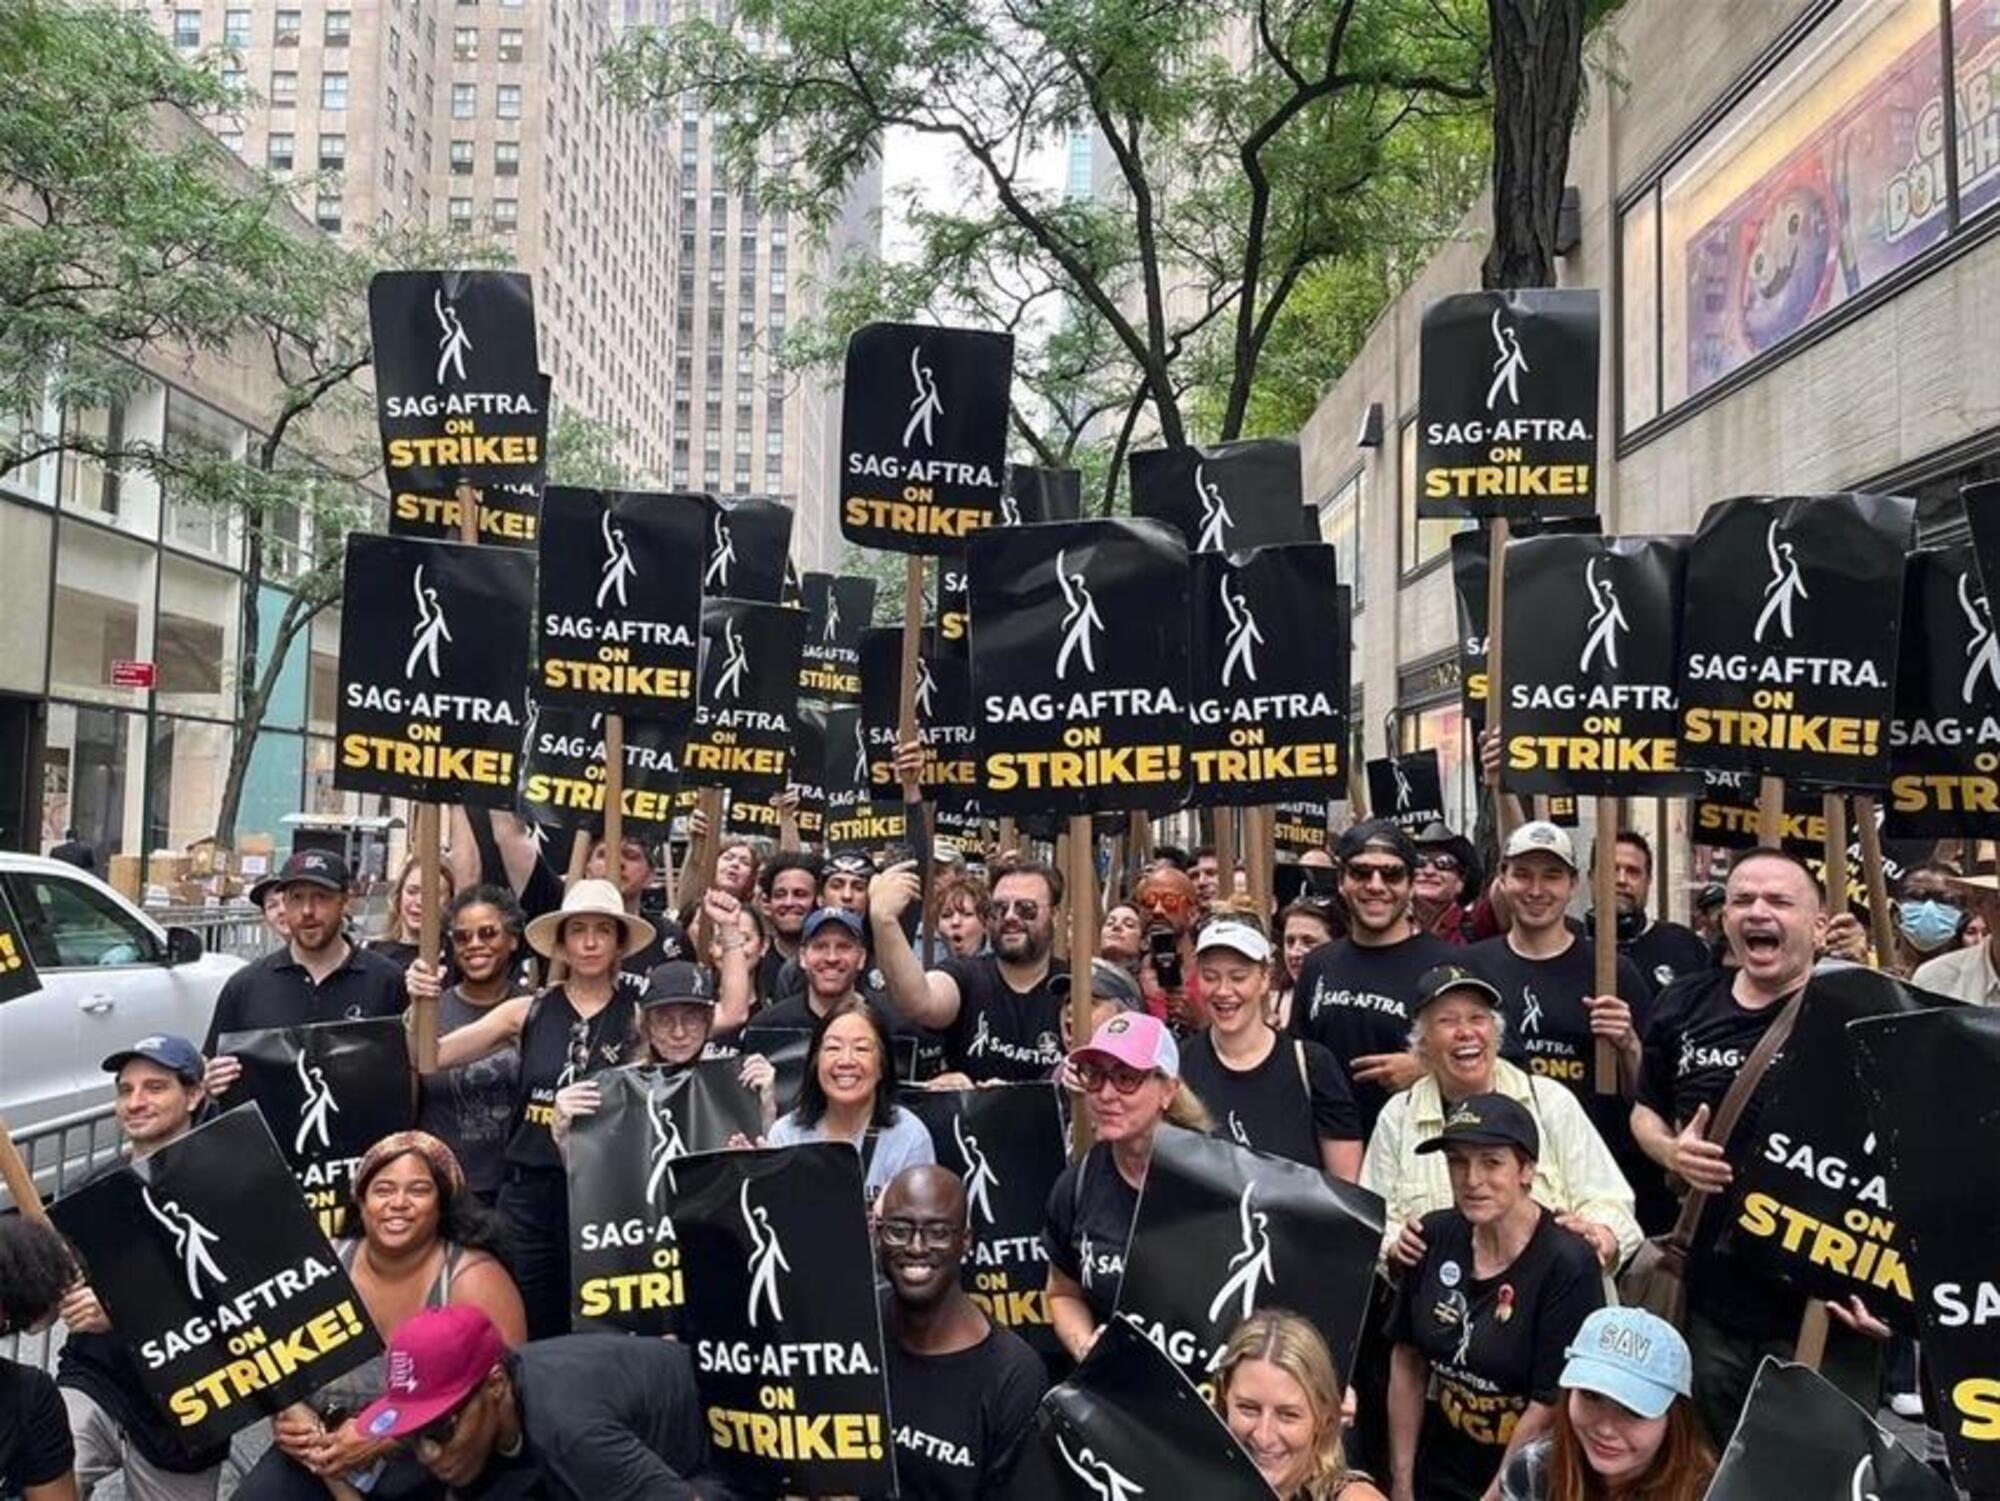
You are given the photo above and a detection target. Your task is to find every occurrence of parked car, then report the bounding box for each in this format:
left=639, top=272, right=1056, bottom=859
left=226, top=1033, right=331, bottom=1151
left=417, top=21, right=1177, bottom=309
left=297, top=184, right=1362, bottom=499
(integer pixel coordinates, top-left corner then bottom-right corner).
left=0, top=854, right=242, bottom=1131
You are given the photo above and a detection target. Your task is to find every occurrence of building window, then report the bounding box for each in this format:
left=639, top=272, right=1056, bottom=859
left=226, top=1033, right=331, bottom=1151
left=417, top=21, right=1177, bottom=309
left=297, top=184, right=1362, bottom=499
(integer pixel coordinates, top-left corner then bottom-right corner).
left=491, top=198, right=518, bottom=232
left=172, top=10, right=200, bottom=48
left=315, top=192, right=342, bottom=231
left=449, top=197, right=473, bottom=227
left=1318, top=471, right=1363, bottom=613
left=325, top=9, right=352, bottom=44
left=52, top=521, right=155, bottom=708
left=318, top=133, right=346, bottom=171
left=453, top=25, right=478, bottom=60
left=217, top=128, right=244, bottom=156
left=452, top=84, right=476, bottom=118
left=497, top=84, right=522, bottom=119
left=223, top=9, right=251, bottom=47
left=494, top=141, right=520, bottom=176
left=276, top=10, right=302, bottom=45
left=266, top=133, right=295, bottom=172
left=321, top=72, right=349, bottom=110
left=157, top=555, right=239, bottom=720
left=1397, top=416, right=1469, bottom=576
left=450, top=139, right=474, bottom=174
left=498, top=27, right=524, bottom=62
left=271, top=70, right=298, bottom=106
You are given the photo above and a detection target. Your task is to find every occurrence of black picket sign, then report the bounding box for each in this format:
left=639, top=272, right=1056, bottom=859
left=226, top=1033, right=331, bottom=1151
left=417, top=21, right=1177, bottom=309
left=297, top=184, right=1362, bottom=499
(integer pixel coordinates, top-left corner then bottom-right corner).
left=663, top=1143, right=898, bottom=1497
left=798, top=572, right=876, bottom=706
left=334, top=534, right=534, bottom=806
left=1853, top=1006, right=2000, bottom=1496
left=1449, top=517, right=1599, bottom=731
left=1678, top=493, right=1915, bottom=786
left=1417, top=289, right=1599, bottom=522
left=1888, top=546, right=2000, bottom=837
left=681, top=599, right=806, bottom=802
left=565, top=1062, right=765, bottom=1336
left=48, top=1107, right=382, bottom=1451
left=1003, top=1319, right=1273, bottom=1501
left=936, top=559, right=971, bottom=659
left=392, top=474, right=544, bottom=550
left=215, top=1020, right=413, bottom=1241
left=1965, top=478, right=2000, bottom=613
left=860, top=626, right=978, bottom=807
left=0, top=883, right=41, bottom=1003
left=1187, top=543, right=1349, bottom=807
left=840, top=322, right=1014, bottom=555
left=968, top=518, right=1193, bottom=815
left=1129, top=439, right=1304, bottom=554
left=700, top=493, right=794, bottom=605
left=368, top=270, right=545, bottom=495
left=1500, top=534, right=1700, bottom=797
left=899, top=1084, right=1068, bottom=1357
left=535, top=487, right=705, bottom=718
left=1005, top=464, right=1084, bottom=526
left=1366, top=751, right=1445, bottom=831
left=1707, top=1359, right=1952, bottom=1500
left=1115, top=1127, right=1384, bottom=1393
left=518, top=698, right=684, bottom=833
left=1273, top=801, right=1331, bottom=854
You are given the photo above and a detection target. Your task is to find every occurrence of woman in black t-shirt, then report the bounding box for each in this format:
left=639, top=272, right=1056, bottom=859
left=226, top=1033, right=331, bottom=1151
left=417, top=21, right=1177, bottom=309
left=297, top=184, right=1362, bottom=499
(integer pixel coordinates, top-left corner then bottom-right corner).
left=1180, top=919, right=1361, bottom=1178
left=431, top=878, right=653, bottom=1340
left=1386, top=1093, right=1603, bottom=1501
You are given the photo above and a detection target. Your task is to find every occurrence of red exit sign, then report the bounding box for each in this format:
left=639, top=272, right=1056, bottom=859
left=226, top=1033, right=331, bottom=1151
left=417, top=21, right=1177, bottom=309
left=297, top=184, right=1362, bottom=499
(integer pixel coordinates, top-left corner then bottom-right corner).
left=110, top=659, right=157, bottom=690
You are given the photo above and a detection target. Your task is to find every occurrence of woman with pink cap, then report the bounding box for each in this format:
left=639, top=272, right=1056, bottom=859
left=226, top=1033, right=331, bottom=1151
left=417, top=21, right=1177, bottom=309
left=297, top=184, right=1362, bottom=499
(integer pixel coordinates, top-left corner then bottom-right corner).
left=1040, top=1012, right=1212, bottom=1360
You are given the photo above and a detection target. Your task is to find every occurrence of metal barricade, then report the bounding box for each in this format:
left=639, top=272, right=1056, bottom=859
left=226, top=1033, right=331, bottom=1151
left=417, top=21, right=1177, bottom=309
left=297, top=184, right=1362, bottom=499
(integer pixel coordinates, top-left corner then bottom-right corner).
left=144, top=903, right=279, bottom=962
left=1, top=1099, right=122, bottom=1373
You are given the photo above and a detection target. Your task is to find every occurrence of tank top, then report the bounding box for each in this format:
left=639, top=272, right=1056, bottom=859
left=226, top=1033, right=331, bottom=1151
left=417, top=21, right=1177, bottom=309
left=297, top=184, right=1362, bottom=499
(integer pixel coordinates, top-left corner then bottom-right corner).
left=504, top=985, right=638, bottom=1171
left=312, top=1240, right=463, bottom=1418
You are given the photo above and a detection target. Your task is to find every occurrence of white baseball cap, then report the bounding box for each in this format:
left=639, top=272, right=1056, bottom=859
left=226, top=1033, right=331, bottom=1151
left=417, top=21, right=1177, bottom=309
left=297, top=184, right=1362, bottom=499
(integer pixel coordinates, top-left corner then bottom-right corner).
left=1194, top=919, right=1272, bottom=964
left=1502, top=820, right=1577, bottom=871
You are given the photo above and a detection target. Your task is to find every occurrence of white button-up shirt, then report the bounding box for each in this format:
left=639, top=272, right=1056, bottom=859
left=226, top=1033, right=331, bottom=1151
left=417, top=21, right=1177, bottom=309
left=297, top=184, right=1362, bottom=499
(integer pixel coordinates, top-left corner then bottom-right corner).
left=1910, top=941, right=2000, bottom=1006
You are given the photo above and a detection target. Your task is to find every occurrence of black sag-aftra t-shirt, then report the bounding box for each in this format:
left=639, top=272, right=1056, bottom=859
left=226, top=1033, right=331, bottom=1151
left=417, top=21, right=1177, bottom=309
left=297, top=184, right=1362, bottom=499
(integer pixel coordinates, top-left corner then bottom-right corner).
left=879, top=1324, right=1047, bottom=1500
left=942, top=955, right=1068, bottom=1083
left=1179, top=1030, right=1360, bottom=1169
left=1042, top=1143, right=1141, bottom=1324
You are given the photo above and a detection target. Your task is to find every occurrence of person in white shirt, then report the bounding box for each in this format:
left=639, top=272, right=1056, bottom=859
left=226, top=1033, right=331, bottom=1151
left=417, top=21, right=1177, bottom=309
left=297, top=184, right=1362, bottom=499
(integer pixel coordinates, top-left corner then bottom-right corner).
left=1910, top=874, right=2000, bottom=1004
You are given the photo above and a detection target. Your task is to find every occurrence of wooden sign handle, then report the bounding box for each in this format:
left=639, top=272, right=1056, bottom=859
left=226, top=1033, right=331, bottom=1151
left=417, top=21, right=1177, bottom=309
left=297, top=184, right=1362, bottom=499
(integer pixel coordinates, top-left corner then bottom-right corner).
left=1854, top=795, right=1897, bottom=966
left=1066, top=813, right=1099, bottom=1158
left=1592, top=796, right=1620, bottom=1096
left=0, top=1114, right=47, bottom=1223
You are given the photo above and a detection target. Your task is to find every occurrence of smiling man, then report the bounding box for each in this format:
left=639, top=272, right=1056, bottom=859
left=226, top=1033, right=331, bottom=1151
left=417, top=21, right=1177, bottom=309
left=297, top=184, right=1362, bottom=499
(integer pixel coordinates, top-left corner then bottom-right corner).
left=877, top=1166, right=1045, bottom=1500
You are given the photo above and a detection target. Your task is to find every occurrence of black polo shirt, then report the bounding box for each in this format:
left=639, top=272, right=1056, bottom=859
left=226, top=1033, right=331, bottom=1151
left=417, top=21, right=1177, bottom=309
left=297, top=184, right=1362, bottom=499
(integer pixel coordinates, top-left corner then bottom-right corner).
left=201, top=940, right=407, bottom=1055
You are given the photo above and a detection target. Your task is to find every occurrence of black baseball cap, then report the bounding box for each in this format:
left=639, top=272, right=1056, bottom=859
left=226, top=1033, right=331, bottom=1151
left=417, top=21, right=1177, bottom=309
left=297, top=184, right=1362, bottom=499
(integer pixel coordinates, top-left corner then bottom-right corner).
left=640, top=961, right=714, bottom=1008
left=1416, top=1092, right=1541, bottom=1159
left=1051, top=959, right=1144, bottom=1013
left=1335, top=819, right=1419, bottom=871
left=272, top=849, right=350, bottom=892
left=102, top=1034, right=204, bottom=1084
left=1412, top=963, right=1503, bottom=1016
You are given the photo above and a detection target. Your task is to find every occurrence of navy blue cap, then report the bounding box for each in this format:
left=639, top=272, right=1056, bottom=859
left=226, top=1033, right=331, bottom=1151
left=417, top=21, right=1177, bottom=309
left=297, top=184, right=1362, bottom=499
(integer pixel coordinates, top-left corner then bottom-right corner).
left=102, top=1034, right=204, bottom=1084
left=802, top=906, right=864, bottom=942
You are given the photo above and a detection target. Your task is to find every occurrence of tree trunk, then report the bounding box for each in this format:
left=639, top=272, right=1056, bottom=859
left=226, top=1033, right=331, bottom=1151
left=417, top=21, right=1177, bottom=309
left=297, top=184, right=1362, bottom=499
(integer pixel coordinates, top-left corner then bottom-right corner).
left=1482, top=0, right=1588, bottom=292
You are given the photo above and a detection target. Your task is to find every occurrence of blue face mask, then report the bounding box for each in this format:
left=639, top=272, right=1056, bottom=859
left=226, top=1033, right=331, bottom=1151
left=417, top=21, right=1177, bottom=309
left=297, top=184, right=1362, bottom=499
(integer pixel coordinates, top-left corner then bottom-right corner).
left=1897, top=899, right=1962, bottom=953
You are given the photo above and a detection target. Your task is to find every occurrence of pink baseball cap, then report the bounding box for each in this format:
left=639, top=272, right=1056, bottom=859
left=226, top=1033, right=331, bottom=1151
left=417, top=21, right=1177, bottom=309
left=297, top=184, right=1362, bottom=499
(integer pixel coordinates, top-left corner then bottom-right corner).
left=355, top=1305, right=506, bottom=1440
left=1068, top=1011, right=1180, bottom=1079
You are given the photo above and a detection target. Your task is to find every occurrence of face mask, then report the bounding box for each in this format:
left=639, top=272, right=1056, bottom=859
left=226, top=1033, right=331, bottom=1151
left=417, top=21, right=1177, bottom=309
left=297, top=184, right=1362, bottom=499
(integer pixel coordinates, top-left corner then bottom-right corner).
left=1897, top=899, right=1962, bottom=953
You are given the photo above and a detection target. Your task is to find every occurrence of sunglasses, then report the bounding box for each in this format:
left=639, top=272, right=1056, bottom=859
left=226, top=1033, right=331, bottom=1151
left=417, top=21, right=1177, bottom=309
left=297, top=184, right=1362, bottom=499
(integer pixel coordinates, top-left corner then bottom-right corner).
left=450, top=923, right=507, bottom=946
left=994, top=899, right=1043, bottom=919
left=1418, top=855, right=1460, bottom=873
left=411, top=1393, right=477, bottom=1451
left=1074, top=1061, right=1151, bottom=1095
left=878, top=1218, right=962, bottom=1250
left=1344, top=862, right=1412, bottom=886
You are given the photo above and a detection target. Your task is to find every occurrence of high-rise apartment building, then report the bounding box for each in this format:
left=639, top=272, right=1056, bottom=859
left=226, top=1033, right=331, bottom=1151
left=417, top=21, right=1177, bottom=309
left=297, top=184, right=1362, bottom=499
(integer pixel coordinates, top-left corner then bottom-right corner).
left=160, top=0, right=677, bottom=478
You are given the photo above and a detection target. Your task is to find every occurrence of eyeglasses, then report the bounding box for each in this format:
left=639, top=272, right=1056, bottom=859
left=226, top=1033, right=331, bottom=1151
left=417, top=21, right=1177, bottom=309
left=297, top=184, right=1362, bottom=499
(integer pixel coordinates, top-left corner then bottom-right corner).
left=994, top=899, right=1043, bottom=919
left=1074, top=1061, right=1151, bottom=1095
left=450, top=923, right=506, bottom=946
left=411, top=1393, right=477, bottom=1452
left=878, top=1219, right=962, bottom=1249
left=1418, top=855, right=1460, bottom=873
left=1343, top=862, right=1411, bottom=887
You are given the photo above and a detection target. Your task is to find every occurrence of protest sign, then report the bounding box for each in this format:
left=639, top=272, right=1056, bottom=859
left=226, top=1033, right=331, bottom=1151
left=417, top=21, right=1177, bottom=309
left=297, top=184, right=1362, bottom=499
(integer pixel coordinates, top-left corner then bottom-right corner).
left=1853, top=1006, right=2000, bottom=1495
left=1718, top=968, right=1958, bottom=1330
left=1500, top=533, right=1699, bottom=796
left=0, top=883, right=40, bottom=1002
left=565, top=1062, right=764, bottom=1335
left=1366, top=750, right=1445, bottom=832
left=703, top=494, right=795, bottom=605
left=1187, top=543, right=1348, bottom=805
left=534, top=487, right=704, bottom=718
left=1888, top=545, right=2000, bottom=837
left=518, top=699, right=683, bottom=832
left=936, top=559, right=971, bottom=657
left=968, top=518, right=1192, bottom=815
left=667, top=1144, right=898, bottom=1497
left=368, top=270, right=546, bottom=496
left=1273, top=801, right=1331, bottom=854
left=1416, top=289, right=1600, bottom=521
left=1005, top=464, right=1083, bottom=525
left=1115, top=1127, right=1384, bottom=1393
left=1678, top=493, right=1915, bottom=785
left=899, top=1084, right=1068, bottom=1356
left=1965, top=478, right=2000, bottom=608
left=334, top=533, right=533, bottom=806
left=215, top=1020, right=412, bottom=1240
left=1129, top=439, right=1304, bottom=554
left=860, top=626, right=978, bottom=804
left=1706, top=1358, right=1952, bottom=1500
left=825, top=800, right=912, bottom=854
left=680, top=599, right=806, bottom=802
left=840, top=322, right=1014, bottom=553
left=48, top=1107, right=381, bottom=1450
left=798, top=573, right=875, bottom=705
left=1003, top=1320, right=1273, bottom=1501
left=394, top=475, right=544, bottom=550
left=1450, top=518, right=1598, bottom=731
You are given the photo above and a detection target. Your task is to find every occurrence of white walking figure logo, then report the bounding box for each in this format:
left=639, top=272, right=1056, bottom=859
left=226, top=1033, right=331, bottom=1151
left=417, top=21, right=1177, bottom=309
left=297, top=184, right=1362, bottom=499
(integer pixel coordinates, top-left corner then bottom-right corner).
left=1077, top=1228, right=1097, bottom=1290
left=1753, top=520, right=1808, bottom=644
left=1391, top=759, right=1413, bottom=812
left=1056, top=1435, right=1145, bottom=1501
left=1000, top=494, right=1022, bottom=526
left=714, top=616, right=750, bottom=701
left=1054, top=549, right=1104, bottom=681
left=293, top=1049, right=340, bottom=1155
left=596, top=510, right=636, bottom=609
left=1958, top=570, right=2000, bottom=705
left=742, top=1180, right=790, bottom=1326
left=822, top=590, right=841, bottom=644
left=143, top=1186, right=227, bottom=1301
left=902, top=345, right=944, bottom=448
left=964, top=1010, right=993, bottom=1059
left=1521, top=986, right=1544, bottom=1035
left=1194, top=462, right=1235, bottom=553
left=1444, top=1288, right=1474, bottom=1364
left=705, top=514, right=735, bottom=590
left=1204, top=1181, right=1276, bottom=1328
left=1219, top=576, right=1264, bottom=688
left=852, top=718, right=870, bottom=787
left=406, top=566, right=452, bottom=679
left=915, top=657, right=937, bottom=718
left=1485, top=308, right=1529, bottom=411
left=1228, top=1111, right=1251, bottom=1147
left=433, top=289, right=472, bottom=384
left=955, top=1114, right=999, bottom=1226
left=1579, top=557, right=1628, bottom=673
left=646, top=1092, right=685, bottom=1207
left=1850, top=1455, right=1881, bottom=1501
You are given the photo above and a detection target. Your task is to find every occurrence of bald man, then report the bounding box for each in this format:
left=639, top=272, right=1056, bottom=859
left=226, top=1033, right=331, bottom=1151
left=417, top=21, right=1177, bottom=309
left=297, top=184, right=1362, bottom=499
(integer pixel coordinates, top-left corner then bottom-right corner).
left=1135, top=865, right=1203, bottom=1028
left=876, top=1165, right=1045, bottom=1500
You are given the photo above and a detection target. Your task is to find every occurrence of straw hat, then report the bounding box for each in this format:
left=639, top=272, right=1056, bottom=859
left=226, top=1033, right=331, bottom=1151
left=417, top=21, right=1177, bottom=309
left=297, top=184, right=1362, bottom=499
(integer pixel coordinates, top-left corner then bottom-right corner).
left=523, top=878, right=656, bottom=959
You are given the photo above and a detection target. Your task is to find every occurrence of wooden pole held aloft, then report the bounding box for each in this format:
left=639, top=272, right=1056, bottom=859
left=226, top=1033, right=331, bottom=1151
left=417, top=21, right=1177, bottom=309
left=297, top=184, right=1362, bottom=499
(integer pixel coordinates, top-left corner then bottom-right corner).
left=1065, top=813, right=1099, bottom=1157
left=1854, top=796, right=1897, bottom=967
left=0, top=1115, right=47, bottom=1223
left=1591, top=795, right=1620, bottom=1097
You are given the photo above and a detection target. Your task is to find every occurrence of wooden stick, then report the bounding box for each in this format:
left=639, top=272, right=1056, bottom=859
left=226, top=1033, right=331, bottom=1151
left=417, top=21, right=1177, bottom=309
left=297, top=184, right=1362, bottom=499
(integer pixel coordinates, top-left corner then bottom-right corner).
left=1793, top=1301, right=1830, bottom=1370
left=0, top=1115, right=47, bottom=1223
left=1247, top=806, right=1275, bottom=927
left=1822, top=793, right=1850, bottom=921
left=1855, top=795, right=1897, bottom=966
left=602, top=714, right=626, bottom=868
left=1592, top=795, right=1620, bottom=1097
left=413, top=801, right=441, bottom=1072
left=1486, top=518, right=1521, bottom=843
left=1756, top=775, right=1785, bottom=847
left=1066, top=812, right=1099, bottom=1157
left=1214, top=808, right=1238, bottom=908
left=998, top=817, right=1018, bottom=857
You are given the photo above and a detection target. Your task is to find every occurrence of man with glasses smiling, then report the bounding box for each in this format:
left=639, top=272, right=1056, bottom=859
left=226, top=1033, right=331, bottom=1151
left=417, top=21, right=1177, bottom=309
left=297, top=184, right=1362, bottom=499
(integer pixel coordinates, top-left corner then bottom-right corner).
left=877, top=1165, right=1045, bottom=1500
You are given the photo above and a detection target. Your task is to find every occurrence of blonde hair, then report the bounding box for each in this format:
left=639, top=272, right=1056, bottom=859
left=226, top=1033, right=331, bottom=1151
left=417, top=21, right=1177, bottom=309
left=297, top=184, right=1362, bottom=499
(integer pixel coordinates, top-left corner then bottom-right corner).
left=380, top=854, right=454, bottom=945
left=1163, top=1077, right=1214, bottom=1135
left=1213, top=1309, right=1356, bottom=1500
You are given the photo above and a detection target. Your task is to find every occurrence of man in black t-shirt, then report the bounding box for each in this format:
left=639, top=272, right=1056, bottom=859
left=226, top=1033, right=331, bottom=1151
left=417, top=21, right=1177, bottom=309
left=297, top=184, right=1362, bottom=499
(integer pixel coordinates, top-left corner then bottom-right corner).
left=871, top=855, right=1068, bottom=1083
left=878, top=1166, right=1045, bottom=1500
left=1629, top=847, right=1889, bottom=1444
left=1587, top=830, right=1711, bottom=1000
left=1287, top=820, right=1451, bottom=1135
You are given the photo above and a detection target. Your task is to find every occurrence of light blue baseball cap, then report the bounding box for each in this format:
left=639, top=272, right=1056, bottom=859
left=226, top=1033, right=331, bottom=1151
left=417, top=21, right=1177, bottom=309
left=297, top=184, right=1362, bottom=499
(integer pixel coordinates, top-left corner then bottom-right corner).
left=1558, top=1308, right=1691, bottom=1420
